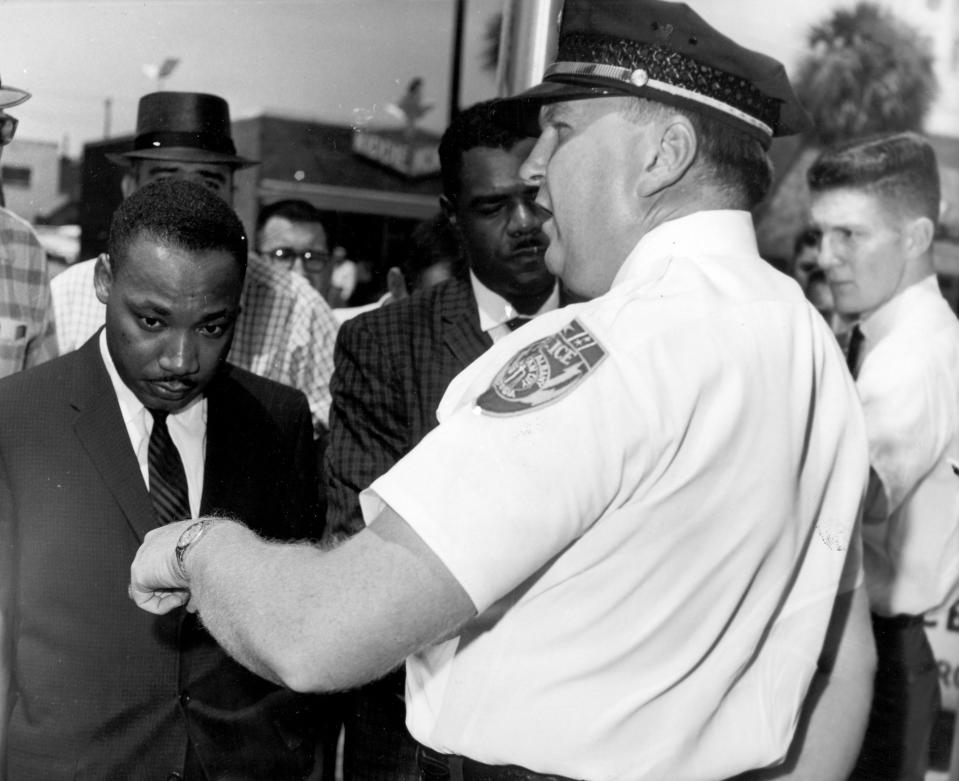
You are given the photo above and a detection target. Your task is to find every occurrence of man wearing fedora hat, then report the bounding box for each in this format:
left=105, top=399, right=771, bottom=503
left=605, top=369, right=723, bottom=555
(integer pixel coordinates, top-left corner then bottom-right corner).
left=0, top=75, right=57, bottom=379
left=51, top=91, right=339, bottom=437
left=130, top=3, right=876, bottom=779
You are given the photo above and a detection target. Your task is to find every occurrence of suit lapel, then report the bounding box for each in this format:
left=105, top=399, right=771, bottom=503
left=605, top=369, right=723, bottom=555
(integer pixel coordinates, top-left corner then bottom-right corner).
left=201, top=379, right=227, bottom=516
left=71, top=336, right=157, bottom=543
left=200, top=369, right=248, bottom=516
left=439, top=277, right=491, bottom=366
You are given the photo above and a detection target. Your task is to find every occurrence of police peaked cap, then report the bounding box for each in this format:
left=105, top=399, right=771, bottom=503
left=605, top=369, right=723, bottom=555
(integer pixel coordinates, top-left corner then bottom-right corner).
left=495, top=0, right=812, bottom=147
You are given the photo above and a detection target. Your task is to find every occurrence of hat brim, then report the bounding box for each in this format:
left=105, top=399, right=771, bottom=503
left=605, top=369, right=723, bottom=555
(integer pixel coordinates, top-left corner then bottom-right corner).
left=492, top=81, right=619, bottom=136
left=494, top=75, right=793, bottom=147
left=106, top=146, right=258, bottom=170
left=0, top=85, right=31, bottom=110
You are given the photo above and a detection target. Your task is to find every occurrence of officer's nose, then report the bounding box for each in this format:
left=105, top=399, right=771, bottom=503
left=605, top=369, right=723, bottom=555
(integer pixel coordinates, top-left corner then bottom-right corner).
left=519, top=127, right=555, bottom=187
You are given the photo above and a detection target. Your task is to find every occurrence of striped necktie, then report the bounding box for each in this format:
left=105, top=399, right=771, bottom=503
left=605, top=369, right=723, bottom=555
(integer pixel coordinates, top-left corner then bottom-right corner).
left=148, top=410, right=190, bottom=525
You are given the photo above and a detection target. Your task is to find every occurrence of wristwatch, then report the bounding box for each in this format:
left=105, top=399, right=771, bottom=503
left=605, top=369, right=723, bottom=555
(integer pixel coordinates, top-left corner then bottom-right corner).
left=175, top=518, right=215, bottom=579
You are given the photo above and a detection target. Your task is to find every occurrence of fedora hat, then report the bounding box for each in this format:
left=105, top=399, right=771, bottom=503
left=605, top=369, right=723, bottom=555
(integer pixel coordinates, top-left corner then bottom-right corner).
left=494, top=0, right=811, bottom=147
left=0, top=75, right=31, bottom=110
left=107, top=91, right=257, bottom=169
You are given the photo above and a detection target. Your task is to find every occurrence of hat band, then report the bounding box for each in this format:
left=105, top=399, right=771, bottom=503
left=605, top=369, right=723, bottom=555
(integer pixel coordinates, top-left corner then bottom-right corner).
left=546, top=61, right=773, bottom=139
left=133, top=130, right=237, bottom=156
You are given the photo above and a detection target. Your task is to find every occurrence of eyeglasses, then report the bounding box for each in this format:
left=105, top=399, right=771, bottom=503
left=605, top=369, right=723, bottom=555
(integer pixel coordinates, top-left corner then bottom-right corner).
left=0, top=115, right=18, bottom=147
left=260, top=247, right=330, bottom=272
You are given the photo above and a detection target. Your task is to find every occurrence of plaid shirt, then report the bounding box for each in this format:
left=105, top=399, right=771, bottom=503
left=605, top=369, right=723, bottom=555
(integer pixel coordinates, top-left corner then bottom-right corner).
left=51, top=253, right=337, bottom=432
left=0, top=207, right=57, bottom=378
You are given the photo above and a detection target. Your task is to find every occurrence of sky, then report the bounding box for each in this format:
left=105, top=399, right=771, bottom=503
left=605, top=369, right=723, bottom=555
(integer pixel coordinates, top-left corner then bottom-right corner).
left=0, top=0, right=869, bottom=156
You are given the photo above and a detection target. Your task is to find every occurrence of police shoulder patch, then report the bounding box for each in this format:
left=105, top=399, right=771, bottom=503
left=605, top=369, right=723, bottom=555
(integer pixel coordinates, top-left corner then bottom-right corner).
left=476, top=319, right=607, bottom=416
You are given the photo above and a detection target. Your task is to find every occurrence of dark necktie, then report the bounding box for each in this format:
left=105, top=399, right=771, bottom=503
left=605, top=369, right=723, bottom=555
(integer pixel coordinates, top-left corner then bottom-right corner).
left=845, top=324, right=864, bottom=379
left=505, top=315, right=533, bottom=331
left=148, top=409, right=190, bottom=525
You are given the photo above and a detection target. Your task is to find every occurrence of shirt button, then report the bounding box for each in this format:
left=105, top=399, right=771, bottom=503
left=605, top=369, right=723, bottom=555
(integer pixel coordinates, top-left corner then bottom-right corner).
left=179, top=691, right=191, bottom=706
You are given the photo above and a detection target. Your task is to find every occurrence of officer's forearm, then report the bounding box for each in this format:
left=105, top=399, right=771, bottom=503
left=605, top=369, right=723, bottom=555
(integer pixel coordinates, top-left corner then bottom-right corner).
left=184, top=509, right=476, bottom=693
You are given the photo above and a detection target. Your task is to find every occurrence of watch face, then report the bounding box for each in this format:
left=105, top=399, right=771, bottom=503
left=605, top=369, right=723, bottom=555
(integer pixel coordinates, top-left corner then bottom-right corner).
left=179, top=523, right=202, bottom=548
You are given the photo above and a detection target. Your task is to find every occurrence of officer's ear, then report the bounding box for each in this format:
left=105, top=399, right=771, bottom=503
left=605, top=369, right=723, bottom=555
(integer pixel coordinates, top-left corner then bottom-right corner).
left=636, top=114, right=697, bottom=198
left=94, top=253, right=115, bottom=305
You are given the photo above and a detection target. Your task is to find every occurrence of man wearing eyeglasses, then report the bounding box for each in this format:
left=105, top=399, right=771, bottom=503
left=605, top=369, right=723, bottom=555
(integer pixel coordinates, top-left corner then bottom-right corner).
left=0, top=77, right=57, bottom=379
left=256, top=199, right=335, bottom=303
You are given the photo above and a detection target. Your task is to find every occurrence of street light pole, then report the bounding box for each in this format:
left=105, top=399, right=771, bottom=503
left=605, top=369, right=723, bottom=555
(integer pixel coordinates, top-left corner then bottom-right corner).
left=448, top=0, right=466, bottom=125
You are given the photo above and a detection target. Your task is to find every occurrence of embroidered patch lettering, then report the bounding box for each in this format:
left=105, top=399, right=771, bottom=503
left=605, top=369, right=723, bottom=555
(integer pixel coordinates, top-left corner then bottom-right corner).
left=477, top=319, right=607, bottom=415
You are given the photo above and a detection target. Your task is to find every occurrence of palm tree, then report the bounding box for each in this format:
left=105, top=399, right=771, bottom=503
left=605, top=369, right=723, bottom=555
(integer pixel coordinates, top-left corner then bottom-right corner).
left=794, top=2, right=938, bottom=145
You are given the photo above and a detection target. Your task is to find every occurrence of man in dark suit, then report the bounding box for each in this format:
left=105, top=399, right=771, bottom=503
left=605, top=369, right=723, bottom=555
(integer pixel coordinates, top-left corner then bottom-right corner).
left=0, top=179, right=325, bottom=779
left=324, top=100, right=559, bottom=781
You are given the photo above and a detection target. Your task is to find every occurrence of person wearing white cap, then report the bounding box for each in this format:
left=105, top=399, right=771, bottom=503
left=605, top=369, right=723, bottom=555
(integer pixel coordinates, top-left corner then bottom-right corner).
left=0, top=75, right=57, bottom=378
left=129, top=2, right=877, bottom=779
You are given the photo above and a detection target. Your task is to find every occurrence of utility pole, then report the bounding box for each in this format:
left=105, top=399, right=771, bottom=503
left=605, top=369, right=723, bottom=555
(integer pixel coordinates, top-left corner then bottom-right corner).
left=448, top=0, right=467, bottom=125
left=496, top=0, right=562, bottom=97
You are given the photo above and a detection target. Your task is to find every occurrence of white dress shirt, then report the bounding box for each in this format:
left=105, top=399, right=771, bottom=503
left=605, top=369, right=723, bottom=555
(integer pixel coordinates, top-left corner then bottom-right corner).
left=99, top=330, right=206, bottom=517
left=470, top=271, right=561, bottom=343
left=856, top=274, right=959, bottom=616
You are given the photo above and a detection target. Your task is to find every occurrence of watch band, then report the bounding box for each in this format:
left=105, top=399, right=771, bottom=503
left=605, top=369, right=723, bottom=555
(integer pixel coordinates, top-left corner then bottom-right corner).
left=175, top=518, right=215, bottom=580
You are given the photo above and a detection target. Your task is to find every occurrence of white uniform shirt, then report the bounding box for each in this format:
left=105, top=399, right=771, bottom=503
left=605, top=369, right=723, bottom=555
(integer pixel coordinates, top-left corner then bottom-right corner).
left=99, top=330, right=206, bottom=517
left=856, top=274, right=959, bottom=616
left=361, top=211, right=869, bottom=781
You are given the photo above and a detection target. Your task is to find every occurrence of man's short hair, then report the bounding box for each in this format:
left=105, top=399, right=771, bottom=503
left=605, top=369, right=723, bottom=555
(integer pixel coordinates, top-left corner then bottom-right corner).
left=439, top=100, right=531, bottom=201
left=108, top=178, right=248, bottom=274
left=255, top=199, right=327, bottom=237
left=807, top=132, right=940, bottom=225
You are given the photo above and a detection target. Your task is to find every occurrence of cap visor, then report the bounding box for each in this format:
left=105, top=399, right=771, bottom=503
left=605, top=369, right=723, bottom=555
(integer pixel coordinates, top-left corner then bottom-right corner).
left=491, top=81, right=617, bottom=135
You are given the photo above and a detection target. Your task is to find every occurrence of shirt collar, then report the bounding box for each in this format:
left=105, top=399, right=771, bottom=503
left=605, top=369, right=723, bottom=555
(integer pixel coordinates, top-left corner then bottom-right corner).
left=611, top=210, right=759, bottom=289
left=859, top=274, right=940, bottom=348
left=469, top=270, right=560, bottom=333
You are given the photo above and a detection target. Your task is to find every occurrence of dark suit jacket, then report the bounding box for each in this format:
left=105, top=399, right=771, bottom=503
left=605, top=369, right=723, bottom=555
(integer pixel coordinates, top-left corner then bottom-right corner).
left=0, top=334, right=325, bottom=780
left=323, top=276, right=491, bottom=781
left=325, top=275, right=491, bottom=540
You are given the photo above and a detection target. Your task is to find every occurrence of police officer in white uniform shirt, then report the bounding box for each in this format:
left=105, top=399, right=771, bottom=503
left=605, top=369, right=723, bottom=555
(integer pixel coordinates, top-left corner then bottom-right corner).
left=130, top=2, right=876, bottom=779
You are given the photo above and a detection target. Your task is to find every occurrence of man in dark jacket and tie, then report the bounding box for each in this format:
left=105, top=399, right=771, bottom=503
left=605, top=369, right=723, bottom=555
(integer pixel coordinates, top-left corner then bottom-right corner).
left=0, top=179, right=326, bottom=779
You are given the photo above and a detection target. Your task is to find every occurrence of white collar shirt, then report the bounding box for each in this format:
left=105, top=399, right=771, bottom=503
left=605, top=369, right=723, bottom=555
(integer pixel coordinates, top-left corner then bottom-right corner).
left=362, top=211, right=868, bottom=780
left=99, top=330, right=206, bottom=518
left=469, top=271, right=560, bottom=343
left=856, top=274, right=959, bottom=615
